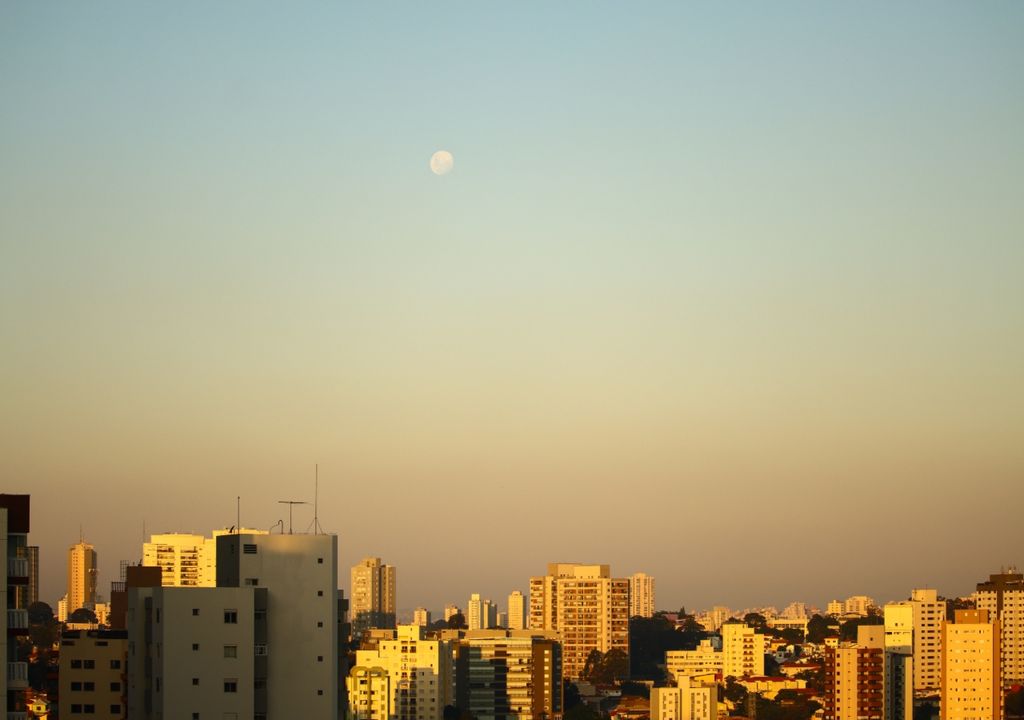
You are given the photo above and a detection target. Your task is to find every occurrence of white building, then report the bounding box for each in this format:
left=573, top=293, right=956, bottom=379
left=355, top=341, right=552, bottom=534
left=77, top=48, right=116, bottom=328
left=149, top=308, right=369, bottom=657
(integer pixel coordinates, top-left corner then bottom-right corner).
left=348, top=666, right=391, bottom=720
left=885, top=588, right=944, bottom=694
left=630, top=572, right=656, bottom=618
left=883, top=603, right=914, bottom=720
left=143, top=528, right=268, bottom=588
left=412, top=607, right=431, bottom=627
left=352, top=624, right=454, bottom=720
left=508, top=591, right=526, bottom=630
left=351, top=557, right=397, bottom=634
left=467, top=593, right=496, bottom=631
left=974, top=568, right=1024, bottom=692
left=444, top=604, right=460, bottom=622
left=844, top=596, right=874, bottom=617
left=722, top=622, right=765, bottom=678
left=651, top=675, right=717, bottom=720
left=665, top=640, right=723, bottom=682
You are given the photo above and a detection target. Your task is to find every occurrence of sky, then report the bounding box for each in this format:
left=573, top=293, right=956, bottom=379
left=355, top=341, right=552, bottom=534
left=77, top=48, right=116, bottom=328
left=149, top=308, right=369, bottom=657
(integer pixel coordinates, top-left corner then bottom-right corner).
left=2, top=2, right=1022, bottom=616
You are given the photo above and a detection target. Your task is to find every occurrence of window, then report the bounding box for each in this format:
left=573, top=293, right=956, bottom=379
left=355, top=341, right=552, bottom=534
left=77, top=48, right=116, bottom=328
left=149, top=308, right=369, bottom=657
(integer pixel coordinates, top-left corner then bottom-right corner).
left=84, top=705, right=95, bottom=713
left=224, top=610, right=238, bottom=623
left=193, top=608, right=200, bottom=616
left=318, top=557, right=323, bottom=564
left=192, top=714, right=200, bottom=720
left=110, top=659, right=121, bottom=669
left=71, top=705, right=82, bottom=714
left=255, top=644, right=268, bottom=656
left=317, top=621, right=323, bottom=628
left=318, top=689, right=324, bottom=696
left=110, top=682, right=121, bottom=691
left=71, top=660, right=83, bottom=669
left=255, top=679, right=267, bottom=690
left=224, top=679, right=238, bottom=693
left=244, top=543, right=258, bottom=554
left=110, top=706, right=121, bottom=714
left=156, top=609, right=161, bottom=622
left=193, top=678, right=200, bottom=685
left=224, top=645, right=238, bottom=658
left=84, top=659, right=95, bottom=669
left=317, top=655, right=323, bottom=662
left=193, top=643, right=200, bottom=651
left=245, top=578, right=259, bottom=586
left=72, top=681, right=82, bottom=691
left=317, top=590, right=323, bottom=596
left=84, top=681, right=95, bottom=691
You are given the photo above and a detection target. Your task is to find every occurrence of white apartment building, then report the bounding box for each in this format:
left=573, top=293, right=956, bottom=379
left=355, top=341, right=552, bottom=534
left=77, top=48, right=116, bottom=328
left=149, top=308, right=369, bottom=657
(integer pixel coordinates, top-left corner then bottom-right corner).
left=941, top=610, right=1000, bottom=720
left=630, top=572, right=656, bottom=618
left=722, top=622, right=765, bottom=679
left=844, top=596, right=874, bottom=617
left=883, top=604, right=914, bottom=720
left=348, top=666, right=391, bottom=720
left=826, top=600, right=844, bottom=617
left=885, top=588, right=944, bottom=693
left=651, top=676, right=718, bottom=720
left=529, top=563, right=630, bottom=680
left=444, top=605, right=460, bottom=622
left=974, top=569, right=1024, bottom=692
left=508, top=591, right=526, bottom=630
left=695, top=607, right=731, bottom=632
left=352, top=624, right=454, bottom=720
left=412, top=608, right=431, bottom=627
left=665, top=640, right=724, bottom=682
left=143, top=528, right=268, bottom=588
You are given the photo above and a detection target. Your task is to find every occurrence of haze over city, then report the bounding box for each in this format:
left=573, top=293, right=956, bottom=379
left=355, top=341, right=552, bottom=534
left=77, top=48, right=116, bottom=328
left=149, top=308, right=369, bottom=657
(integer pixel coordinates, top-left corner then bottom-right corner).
left=3, top=2, right=1023, bottom=616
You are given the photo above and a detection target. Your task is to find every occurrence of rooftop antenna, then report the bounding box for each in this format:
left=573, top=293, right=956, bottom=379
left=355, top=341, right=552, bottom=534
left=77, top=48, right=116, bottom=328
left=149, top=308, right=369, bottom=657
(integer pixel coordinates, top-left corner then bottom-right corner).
left=307, top=464, right=326, bottom=535
left=278, top=500, right=309, bottom=534
left=236, top=496, right=241, bottom=533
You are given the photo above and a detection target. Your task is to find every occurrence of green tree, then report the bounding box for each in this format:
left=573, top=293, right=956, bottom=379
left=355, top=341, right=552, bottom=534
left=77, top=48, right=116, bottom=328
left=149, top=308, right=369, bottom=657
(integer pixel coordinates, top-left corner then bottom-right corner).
left=447, top=612, right=467, bottom=630
left=28, top=601, right=54, bottom=625
left=805, top=615, right=835, bottom=644
left=839, top=615, right=882, bottom=642
left=69, top=607, right=98, bottom=624
left=744, top=613, right=768, bottom=632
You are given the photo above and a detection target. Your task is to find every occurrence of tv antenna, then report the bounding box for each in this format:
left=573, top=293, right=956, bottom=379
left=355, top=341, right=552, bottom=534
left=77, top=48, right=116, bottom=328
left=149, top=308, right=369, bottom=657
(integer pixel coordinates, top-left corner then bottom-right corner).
left=307, top=463, right=326, bottom=535
left=277, top=500, right=309, bottom=534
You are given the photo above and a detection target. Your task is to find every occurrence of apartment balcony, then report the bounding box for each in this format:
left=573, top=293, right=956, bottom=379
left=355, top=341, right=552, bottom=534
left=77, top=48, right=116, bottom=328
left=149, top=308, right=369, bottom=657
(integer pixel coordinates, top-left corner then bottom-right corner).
left=7, top=556, right=28, bottom=580
left=7, top=661, right=28, bottom=689
left=7, top=608, right=28, bottom=632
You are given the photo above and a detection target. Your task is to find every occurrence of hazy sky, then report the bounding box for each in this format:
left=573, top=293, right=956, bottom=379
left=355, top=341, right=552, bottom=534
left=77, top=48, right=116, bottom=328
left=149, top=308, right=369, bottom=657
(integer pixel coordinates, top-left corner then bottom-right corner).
left=2, top=2, right=1022, bottom=615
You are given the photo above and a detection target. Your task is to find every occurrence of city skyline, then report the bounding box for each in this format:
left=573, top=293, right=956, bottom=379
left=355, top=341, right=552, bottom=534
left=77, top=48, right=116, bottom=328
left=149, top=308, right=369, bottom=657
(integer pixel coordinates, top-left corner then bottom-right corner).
left=4, top=3, right=1023, bottom=619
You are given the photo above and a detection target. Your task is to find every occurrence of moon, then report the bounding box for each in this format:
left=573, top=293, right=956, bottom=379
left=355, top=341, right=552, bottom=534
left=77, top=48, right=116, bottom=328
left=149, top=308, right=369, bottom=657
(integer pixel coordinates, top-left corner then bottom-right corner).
left=430, top=150, right=454, bottom=176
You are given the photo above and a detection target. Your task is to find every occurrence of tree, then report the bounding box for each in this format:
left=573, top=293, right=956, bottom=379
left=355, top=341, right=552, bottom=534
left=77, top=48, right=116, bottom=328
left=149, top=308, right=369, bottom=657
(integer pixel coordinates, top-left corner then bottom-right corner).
left=447, top=612, right=467, bottom=630
left=1005, top=688, right=1024, bottom=718
left=744, top=613, right=768, bottom=632
left=583, top=648, right=630, bottom=685
left=805, top=614, right=835, bottom=644
left=764, top=655, right=781, bottom=677
left=28, top=601, right=54, bottom=625
left=619, top=681, right=649, bottom=699
left=839, top=615, right=882, bottom=642
left=564, top=704, right=601, bottom=720
left=69, top=608, right=98, bottom=624
left=563, top=680, right=582, bottom=711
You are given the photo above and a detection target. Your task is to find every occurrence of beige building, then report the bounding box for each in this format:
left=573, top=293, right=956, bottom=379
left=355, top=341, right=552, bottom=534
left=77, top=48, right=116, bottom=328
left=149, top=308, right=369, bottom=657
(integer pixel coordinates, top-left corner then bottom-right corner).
left=884, top=588, right=944, bottom=694
left=413, top=607, right=431, bottom=627
left=68, top=539, right=98, bottom=612
left=508, top=590, right=527, bottom=630
left=142, top=528, right=268, bottom=588
left=529, top=563, right=630, bottom=680
left=630, top=572, right=656, bottom=618
left=665, top=640, right=724, bottom=682
left=352, top=624, right=454, bottom=720
left=883, top=603, right=914, bottom=720
left=973, top=569, right=1024, bottom=692
left=941, top=609, right=1000, bottom=720
left=348, top=666, right=391, bottom=720
left=59, top=629, right=128, bottom=719
left=456, top=629, right=563, bottom=720
left=722, top=622, right=765, bottom=678
left=651, top=675, right=717, bottom=720
left=444, top=604, right=460, bottom=622
left=827, top=600, right=845, bottom=617
left=352, top=557, right=397, bottom=634
left=824, top=626, right=885, bottom=720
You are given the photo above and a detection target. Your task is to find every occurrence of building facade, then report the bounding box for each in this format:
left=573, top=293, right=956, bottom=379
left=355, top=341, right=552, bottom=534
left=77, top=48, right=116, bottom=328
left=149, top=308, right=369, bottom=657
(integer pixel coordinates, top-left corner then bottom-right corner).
left=651, top=676, right=718, bottom=720
left=508, top=591, right=526, bottom=630
left=59, top=629, right=128, bottom=719
left=629, top=572, right=656, bottom=618
left=1, top=495, right=32, bottom=718
left=973, top=569, right=1024, bottom=693
left=412, top=608, right=431, bottom=627
left=941, top=610, right=1000, bottom=720
left=528, top=563, right=629, bottom=680
left=824, top=626, right=885, bottom=720
left=722, top=622, right=765, bottom=679
left=666, top=640, right=724, bottom=682
left=884, top=588, right=945, bottom=694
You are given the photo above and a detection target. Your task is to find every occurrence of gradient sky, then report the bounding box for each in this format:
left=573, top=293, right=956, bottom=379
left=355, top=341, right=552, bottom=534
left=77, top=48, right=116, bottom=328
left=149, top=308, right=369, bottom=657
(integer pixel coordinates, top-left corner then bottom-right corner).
left=2, top=2, right=1022, bottom=616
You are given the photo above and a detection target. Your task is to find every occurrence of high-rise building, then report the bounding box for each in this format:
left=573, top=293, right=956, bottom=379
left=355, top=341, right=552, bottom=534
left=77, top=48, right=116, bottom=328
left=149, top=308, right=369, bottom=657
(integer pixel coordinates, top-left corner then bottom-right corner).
left=413, top=608, right=431, bottom=627
left=885, top=588, right=944, bottom=694
left=351, top=557, right=397, bottom=635
left=350, top=624, right=454, bottom=720
left=651, top=675, right=718, bottom=720
left=845, top=596, right=874, bottom=617
left=456, top=629, right=563, bottom=720
left=59, top=629, right=128, bottom=719
left=974, top=568, right=1024, bottom=692
left=722, top=622, right=765, bottom=679
left=129, top=531, right=342, bottom=719
left=630, top=572, right=656, bottom=618
left=827, top=600, right=844, bottom=617
left=468, top=594, right=491, bottom=630
left=68, top=539, right=99, bottom=612
left=824, top=626, right=885, bottom=720
left=444, top=605, right=461, bottom=623
left=528, top=563, right=629, bottom=680
left=882, top=604, right=913, bottom=720
left=1, top=494, right=32, bottom=718
left=941, top=610, right=1000, bottom=720
left=508, top=591, right=526, bottom=630
left=782, top=602, right=808, bottom=620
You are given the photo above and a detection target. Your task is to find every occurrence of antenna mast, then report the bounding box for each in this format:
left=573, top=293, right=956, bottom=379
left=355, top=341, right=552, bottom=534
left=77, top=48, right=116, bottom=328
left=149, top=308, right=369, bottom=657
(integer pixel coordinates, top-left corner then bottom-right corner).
left=277, top=500, right=309, bottom=534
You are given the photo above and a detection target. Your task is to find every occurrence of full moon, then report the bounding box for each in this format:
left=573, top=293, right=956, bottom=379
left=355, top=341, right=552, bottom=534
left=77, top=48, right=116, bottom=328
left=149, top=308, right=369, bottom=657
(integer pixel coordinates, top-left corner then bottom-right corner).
left=430, top=150, right=454, bottom=175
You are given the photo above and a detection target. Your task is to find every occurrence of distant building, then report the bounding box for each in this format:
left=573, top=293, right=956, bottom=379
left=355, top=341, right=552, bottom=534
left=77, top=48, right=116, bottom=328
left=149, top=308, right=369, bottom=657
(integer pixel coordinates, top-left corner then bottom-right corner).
left=722, top=622, right=765, bottom=679
left=413, top=608, right=431, bottom=627
left=68, top=539, right=98, bottom=612
left=941, top=609, right=1000, bottom=720
left=508, top=591, right=527, bottom=630
left=651, top=675, right=717, bottom=720
left=529, top=563, right=629, bottom=680
left=882, top=603, right=913, bottom=720
left=108, top=564, right=162, bottom=630
left=351, top=557, right=397, bottom=635
left=142, top=528, right=268, bottom=588
left=695, top=606, right=731, bottom=632
left=58, top=595, right=69, bottom=622
left=456, top=629, right=562, bottom=720
left=824, top=626, right=884, bottom=720
left=59, top=629, right=128, bottom=719
left=974, top=568, right=1024, bottom=692
left=885, top=588, right=944, bottom=694
left=351, top=624, right=454, bottom=720
left=26, top=545, right=40, bottom=607
left=444, top=604, right=461, bottom=622
left=826, top=600, right=844, bottom=617
left=630, top=572, right=656, bottom=618
left=781, top=602, right=807, bottom=619
left=844, top=596, right=874, bottom=617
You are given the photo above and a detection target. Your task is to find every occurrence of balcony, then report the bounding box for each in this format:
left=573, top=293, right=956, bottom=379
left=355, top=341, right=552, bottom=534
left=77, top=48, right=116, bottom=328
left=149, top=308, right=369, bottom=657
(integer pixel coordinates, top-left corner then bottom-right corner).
left=7, top=608, right=28, bottom=631
left=7, top=556, right=28, bottom=579
left=7, top=661, right=28, bottom=688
